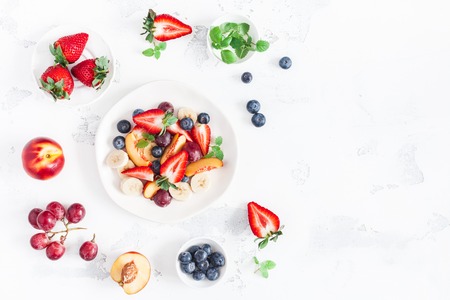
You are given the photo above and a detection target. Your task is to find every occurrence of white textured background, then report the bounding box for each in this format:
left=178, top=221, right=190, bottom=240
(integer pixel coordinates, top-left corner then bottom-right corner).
left=1, top=0, right=450, bottom=299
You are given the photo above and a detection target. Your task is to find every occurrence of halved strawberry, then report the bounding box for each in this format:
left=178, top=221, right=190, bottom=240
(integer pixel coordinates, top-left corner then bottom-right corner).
left=247, top=202, right=284, bottom=249
left=157, top=150, right=188, bottom=190
left=142, top=9, right=192, bottom=42
left=121, top=166, right=154, bottom=181
left=50, top=32, right=89, bottom=66
left=191, top=124, right=211, bottom=155
left=133, top=109, right=177, bottom=135
left=167, top=121, right=193, bottom=142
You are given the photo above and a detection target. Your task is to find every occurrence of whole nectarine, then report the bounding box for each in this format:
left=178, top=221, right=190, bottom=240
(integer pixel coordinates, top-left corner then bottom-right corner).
left=22, top=137, right=65, bottom=180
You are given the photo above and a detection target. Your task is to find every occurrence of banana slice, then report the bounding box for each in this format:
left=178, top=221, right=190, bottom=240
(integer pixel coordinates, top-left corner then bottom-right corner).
left=117, top=160, right=136, bottom=179
left=177, top=107, right=197, bottom=122
left=120, top=177, right=143, bottom=196
left=106, top=150, right=129, bottom=168
left=190, top=173, right=210, bottom=193
left=169, top=182, right=193, bottom=201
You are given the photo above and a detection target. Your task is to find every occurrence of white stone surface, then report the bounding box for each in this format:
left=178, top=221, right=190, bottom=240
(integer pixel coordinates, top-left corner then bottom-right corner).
left=1, top=0, right=450, bottom=299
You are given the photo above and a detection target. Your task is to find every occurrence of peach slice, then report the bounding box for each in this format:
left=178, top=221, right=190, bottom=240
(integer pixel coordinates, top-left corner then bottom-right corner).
left=185, top=157, right=223, bottom=177
left=160, top=133, right=186, bottom=164
left=143, top=181, right=161, bottom=199
left=110, top=252, right=151, bottom=295
left=125, top=127, right=156, bottom=167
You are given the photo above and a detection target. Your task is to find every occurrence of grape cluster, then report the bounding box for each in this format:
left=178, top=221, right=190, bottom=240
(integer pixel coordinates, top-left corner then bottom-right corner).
left=28, top=201, right=98, bottom=261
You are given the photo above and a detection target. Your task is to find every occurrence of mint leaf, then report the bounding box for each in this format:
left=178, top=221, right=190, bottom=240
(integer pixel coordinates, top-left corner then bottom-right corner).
left=209, top=26, right=222, bottom=43
left=236, top=47, right=249, bottom=59
left=159, top=42, right=167, bottom=50
left=221, top=49, right=237, bottom=64
left=142, top=48, right=154, bottom=57
left=261, top=260, right=276, bottom=270
left=215, top=136, right=222, bottom=146
left=155, top=50, right=161, bottom=59
left=142, top=133, right=155, bottom=141
left=256, top=40, right=270, bottom=52
left=212, top=42, right=222, bottom=50
left=260, top=267, right=269, bottom=278
left=230, top=37, right=244, bottom=49
left=221, top=22, right=237, bottom=32
left=220, top=36, right=232, bottom=48
left=215, top=150, right=224, bottom=161
left=258, top=238, right=269, bottom=249
left=237, top=23, right=250, bottom=35
left=204, top=152, right=214, bottom=158
left=253, top=256, right=259, bottom=264
left=211, top=145, right=221, bottom=152
left=136, top=140, right=149, bottom=148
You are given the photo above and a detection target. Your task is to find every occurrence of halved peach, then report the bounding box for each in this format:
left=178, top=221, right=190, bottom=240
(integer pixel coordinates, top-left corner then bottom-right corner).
left=125, top=127, right=156, bottom=167
left=160, top=133, right=186, bottom=164
left=110, top=251, right=151, bottom=295
left=143, top=181, right=160, bottom=199
left=185, top=157, right=223, bottom=177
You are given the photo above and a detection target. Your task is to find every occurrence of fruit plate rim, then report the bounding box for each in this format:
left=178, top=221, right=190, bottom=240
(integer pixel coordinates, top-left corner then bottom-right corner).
left=95, top=80, right=238, bottom=223
left=31, top=24, right=115, bottom=107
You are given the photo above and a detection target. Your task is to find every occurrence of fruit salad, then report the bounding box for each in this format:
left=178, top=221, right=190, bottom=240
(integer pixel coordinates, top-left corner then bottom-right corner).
left=105, top=101, right=224, bottom=208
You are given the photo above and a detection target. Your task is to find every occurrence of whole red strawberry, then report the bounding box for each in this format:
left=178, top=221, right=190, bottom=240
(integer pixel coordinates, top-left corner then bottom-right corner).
left=40, top=64, right=74, bottom=100
left=247, top=201, right=284, bottom=249
left=71, top=56, right=109, bottom=89
left=50, top=32, right=89, bottom=66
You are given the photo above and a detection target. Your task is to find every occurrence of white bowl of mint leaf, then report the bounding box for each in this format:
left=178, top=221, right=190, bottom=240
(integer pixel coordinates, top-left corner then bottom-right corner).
left=207, top=14, right=269, bottom=64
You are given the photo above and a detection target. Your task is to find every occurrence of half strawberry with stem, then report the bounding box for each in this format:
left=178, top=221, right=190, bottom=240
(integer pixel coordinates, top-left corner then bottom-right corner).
left=141, top=9, right=192, bottom=59
left=157, top=150, right=188, bottom=190
left=133, top=108, right=178, bottom=135
left=121, top=166, right=154, bottom=181
left=71, top=56, right=109, bottom=89
left=50, top=32, right=89, bottom=67
left=247, top=201, right=284, bottom=249
left=40, top=64, right=74, bottom=100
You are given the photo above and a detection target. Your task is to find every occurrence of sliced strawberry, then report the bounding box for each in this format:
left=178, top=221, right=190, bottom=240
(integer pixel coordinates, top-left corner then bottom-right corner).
left=133, top=109, right=177, bottom=135
left=247, top=202, right=284, bottom=249
left=142, top=10, right=192, bottom=42
left=191, top=124, right=211, bottom=155
left=158, top=150, right=188, bottom=189
left=50, top=32, right=89, bottom=66
left=121, top=166, right=154, bottom=181
left=167, top=121, right=193, bottom=142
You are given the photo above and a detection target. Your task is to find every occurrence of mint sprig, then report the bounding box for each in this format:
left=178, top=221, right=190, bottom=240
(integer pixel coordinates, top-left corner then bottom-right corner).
left=204, top=136, right=224, bottom=160
left=209, top=22, right=269, bottom=64
left=136, top=133, right=155, bottom=148
left=253, top=256, right=276, bottom=278
left=156, top=176, right=177, bottom=191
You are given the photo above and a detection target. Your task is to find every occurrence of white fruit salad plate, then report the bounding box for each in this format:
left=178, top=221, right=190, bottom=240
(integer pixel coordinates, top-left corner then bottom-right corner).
left=95, top=80, right=238, bottom=223
left=31, top=24, right=115, bottom=106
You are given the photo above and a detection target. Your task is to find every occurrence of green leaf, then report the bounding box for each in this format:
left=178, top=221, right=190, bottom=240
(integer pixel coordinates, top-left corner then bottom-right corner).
left=142, top=48, right=154, bottom=57
left=136, top=140, right=149, bottom=148
left=253, top=256, right=259, bottom=264
left=237, top=23, right=250, bottom=35
left=209, top=26, right=222, bottom=43
left=211, top=145, right=221, bottom=152
left=235, top=47, right=249, bottom=59
left=159, top=42, right=167, bottom=50
left=220, top=36, right=232, bottom=48
left=262, top=260, right=276, bottom=270
left=215, top=136, right=222, bottom=146
left=230, top=37, right=244, bottom=49
left=154, top=50, right=161, bottom=59
left=258, top=238, right=269, bottom=249
left=142, top=133, right=155, bottom=141
left=221, top=49, right=237, bottom=64
left=256, top=40, right=270, bottom=52
left=204, top=152, right=214, bottom=158
left=221, top=22, right=237, bottom=32
left=145, top=32, right=154, bottom=42
left=260, top=267, right=269, bottom=278
left=215, top=150, right=224, bottom=161
left=212, top=42, right=222, bottom=50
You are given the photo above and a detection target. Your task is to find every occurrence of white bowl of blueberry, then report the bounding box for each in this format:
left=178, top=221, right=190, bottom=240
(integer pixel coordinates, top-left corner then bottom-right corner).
left=176, top=236, right=227, bottom=288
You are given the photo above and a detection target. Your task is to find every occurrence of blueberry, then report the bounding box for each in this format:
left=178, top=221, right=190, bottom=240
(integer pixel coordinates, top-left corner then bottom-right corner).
left=117, top=120, right=131, bottom=133
left=194, top=249, right=208, bottom=262
left=178, top=251, right=192, bottom=263
left=192, top=270, right=206, bottom=281
left=279, top=56, right=292, bottom=69
left=251, top=113, right=266, bottom=127
left=151, top=160, right=161, bottom=175
left=188, top=245, right=200, bottom=256
left=179, top=117, right=194, bottom=130
left=197, top=113, right=210, bottom=124
left=210, top=252, right=225, bottom=267
left=180, top=262, right=195, bottom=274
left=206, top=267, right=220, bottom=281
left=246, top=100, right=260, bottom=114
left=151, top=146, right=163, bottom=158
left=196, top=260, right=209, bottom=272
left=113, top=136, right=125, bottom=150
left=241, top=72, right=253, bottom=83
left=201, top=244, right=212, bottom=256
left=181, top=175, right=189, bottom=183
left=132, top=108, right=144, bottom=117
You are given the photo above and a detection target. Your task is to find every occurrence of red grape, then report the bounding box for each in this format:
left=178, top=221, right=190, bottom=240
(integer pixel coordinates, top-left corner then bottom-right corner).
left=67, top=203, right=86, bottom=223
left=28, top=208, right=43, bottom=229
left=183, top=142, right=203, bottom=162
left=152, top=189, right=172, bottom=207
left=30, top=233, right=50, bottom=250
left=158, top=101, right=174, bottom=113
left=155, top=131, right=172, bottom=147
left=46, top=201, right=65, bottom=220
left=36, top=210, right=57, bottom=231
left=46, top=241, right=65, bottom=260
left=79, top=235, right=98, bottom=261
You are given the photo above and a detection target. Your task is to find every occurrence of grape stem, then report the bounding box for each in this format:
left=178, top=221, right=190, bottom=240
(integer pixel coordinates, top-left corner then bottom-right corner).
left=48, top=226, right=87, bottom=239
